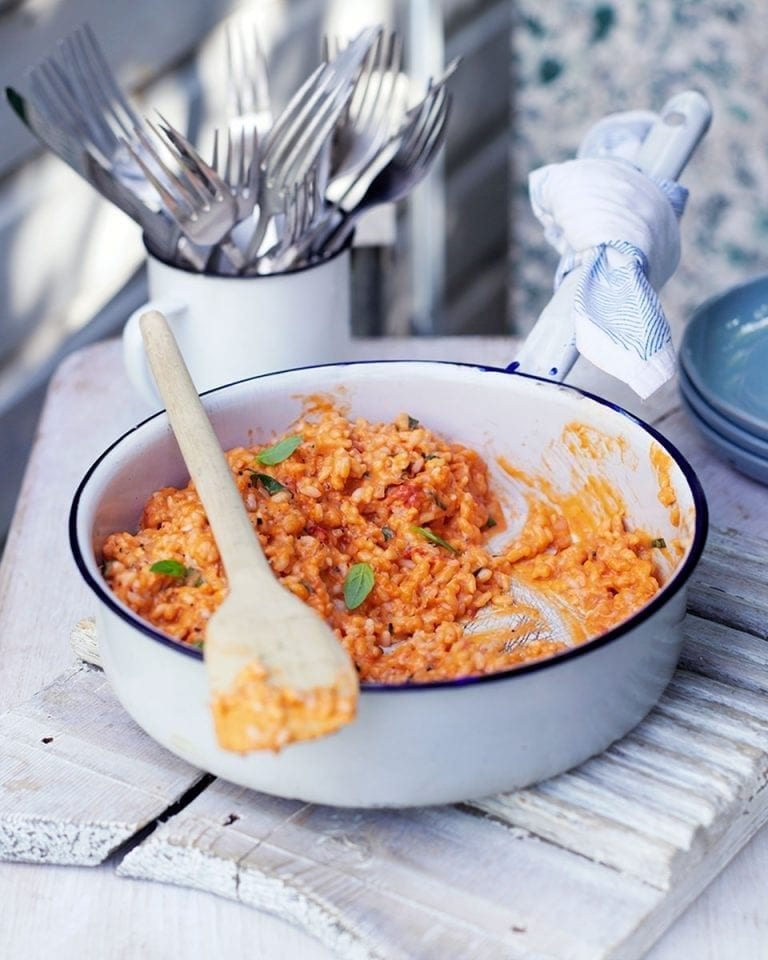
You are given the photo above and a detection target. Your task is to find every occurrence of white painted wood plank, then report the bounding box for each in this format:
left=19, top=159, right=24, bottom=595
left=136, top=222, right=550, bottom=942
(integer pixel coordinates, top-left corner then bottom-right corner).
left=0, top=642, right=204, bottom=865
left=679, top=614, right=768, bottom=694
left=0, top=860, right=333, bottom=960
left=119, top=778, right=663, bottom=960
left=686, top=528, right=768, bottom=639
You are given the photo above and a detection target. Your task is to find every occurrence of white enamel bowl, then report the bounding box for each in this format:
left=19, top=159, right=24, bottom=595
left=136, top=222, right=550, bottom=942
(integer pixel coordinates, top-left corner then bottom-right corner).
left=70, top=362, right=707, bottom=807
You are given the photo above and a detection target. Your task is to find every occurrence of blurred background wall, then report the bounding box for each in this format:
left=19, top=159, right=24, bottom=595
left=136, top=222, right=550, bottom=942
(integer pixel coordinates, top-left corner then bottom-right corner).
left=0, top=0, right=766, bottom=539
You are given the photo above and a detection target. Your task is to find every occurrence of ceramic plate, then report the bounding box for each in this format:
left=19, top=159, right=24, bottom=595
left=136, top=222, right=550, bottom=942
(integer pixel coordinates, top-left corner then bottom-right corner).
left=680, top=392, right=768, bottom=486
left=680, top=273, right=768, bottom=442
left=679, top=365, right=768, bottom=459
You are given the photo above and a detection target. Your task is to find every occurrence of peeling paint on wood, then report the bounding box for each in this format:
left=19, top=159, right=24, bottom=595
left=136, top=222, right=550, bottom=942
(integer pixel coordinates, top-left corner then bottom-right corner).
left=0, top=650, right=202, bottom=865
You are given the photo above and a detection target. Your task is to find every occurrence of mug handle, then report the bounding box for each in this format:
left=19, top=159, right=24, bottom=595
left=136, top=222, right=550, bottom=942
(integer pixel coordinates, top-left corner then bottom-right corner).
left=123, top=297, right=187, bottom=406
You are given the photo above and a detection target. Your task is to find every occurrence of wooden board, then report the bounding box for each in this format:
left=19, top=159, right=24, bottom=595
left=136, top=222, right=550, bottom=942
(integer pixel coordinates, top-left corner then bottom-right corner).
left=0, top=622, right=204, bottom=866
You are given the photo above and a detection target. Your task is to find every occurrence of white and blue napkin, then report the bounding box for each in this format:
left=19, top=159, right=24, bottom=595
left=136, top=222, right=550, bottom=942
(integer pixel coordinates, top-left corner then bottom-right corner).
left=528, top=111, right=690, bottom=399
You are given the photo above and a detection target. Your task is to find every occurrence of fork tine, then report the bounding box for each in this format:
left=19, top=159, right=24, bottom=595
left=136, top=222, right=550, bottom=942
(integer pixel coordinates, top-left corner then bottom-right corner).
left=407, top=89, right=445, bottom=162
left=399, top=89, right=441, bottom=167
left=149, top=118, right=209, bottom=201
left=134, top=124, right=206, bottom=211
left=36, top=57, right=115, bottom=158
left=400, top=91, right=450, bottom=185
left=59, top=34, right=119, bottom=152
left=154, top=114, right=227, bottom=202
left=368, top=33, right=402, bottom=145
left=360, top=31, right=390, bottom=127
left=415, top=94, right=450, bottom=173
left=123, top=137, right=191, bottom=220
left=272, top=74, right=356, bottom=188
left=382, top=32, right=403, bottom=118
left=244, top=126, right=259, bottom=190
left=261, top=63, right=328, bottom=165
left=212, top=128, right=221, bottom=176
left=345, top=32, right=379, bottom=127
left=264, top=68, right=337, bottom=172
left=79, top=22, right=143, bottom=136
left=30, top=61, right=90, bottom=144
left=225, top=18, right=270, bottom=117
left=236, top=125, right=248, bottom=188
left=248, top=23, right=270, bottom=113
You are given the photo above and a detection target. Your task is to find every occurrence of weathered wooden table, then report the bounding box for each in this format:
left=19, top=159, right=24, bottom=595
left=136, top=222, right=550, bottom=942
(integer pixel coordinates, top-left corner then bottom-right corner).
left=1, top=337, right=767, bottom=959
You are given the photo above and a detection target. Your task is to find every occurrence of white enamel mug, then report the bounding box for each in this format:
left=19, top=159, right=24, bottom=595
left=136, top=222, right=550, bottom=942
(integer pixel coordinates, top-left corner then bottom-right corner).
left=123, top=243, right=352, bottom=407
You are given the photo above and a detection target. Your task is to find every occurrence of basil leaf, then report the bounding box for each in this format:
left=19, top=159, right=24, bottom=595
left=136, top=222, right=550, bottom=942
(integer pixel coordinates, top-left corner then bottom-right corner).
left=150, top=559, right=188, bottom=578
left=256, top=434, right=303, bottom=465
left=251, top=472, right=289, bottom=495
left=650, top=537, right=667, bottom=548
left=407, top=415, right=420, bottom=429
left=483, top=516, right=498, bottom=530
left=381, top=526, right=395, bottom=541
left=344, top=562, right=375, bottom=610
left=411, top=525, right=459, bottom=554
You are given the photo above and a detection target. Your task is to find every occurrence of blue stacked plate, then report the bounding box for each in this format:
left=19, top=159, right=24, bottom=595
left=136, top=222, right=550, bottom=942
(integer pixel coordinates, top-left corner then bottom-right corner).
left=679, top=273, right=768, bottom=484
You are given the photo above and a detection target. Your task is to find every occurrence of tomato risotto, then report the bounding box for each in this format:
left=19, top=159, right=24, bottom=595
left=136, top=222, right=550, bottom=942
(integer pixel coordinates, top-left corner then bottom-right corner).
left=102, top=405, right=665, bottom=683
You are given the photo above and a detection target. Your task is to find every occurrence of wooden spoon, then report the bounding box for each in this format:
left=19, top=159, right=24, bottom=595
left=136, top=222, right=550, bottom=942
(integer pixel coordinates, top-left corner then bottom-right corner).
left=139, top=310, right=359, bottom=752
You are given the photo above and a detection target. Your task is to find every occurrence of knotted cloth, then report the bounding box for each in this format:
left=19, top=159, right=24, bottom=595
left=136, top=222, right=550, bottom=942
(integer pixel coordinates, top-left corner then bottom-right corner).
left=529, top=111, right=689, bottom=398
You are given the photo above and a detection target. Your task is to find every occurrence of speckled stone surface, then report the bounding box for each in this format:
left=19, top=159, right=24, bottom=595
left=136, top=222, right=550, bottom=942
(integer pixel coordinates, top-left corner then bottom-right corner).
left=510, top=1, right=768, bottom=346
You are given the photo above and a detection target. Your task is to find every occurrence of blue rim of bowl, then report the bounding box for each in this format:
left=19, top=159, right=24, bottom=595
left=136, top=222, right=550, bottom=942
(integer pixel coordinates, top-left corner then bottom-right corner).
left=679, top=273, right=768, bottom=441
left=680, top=391, right=768, bottom=480
left=69, top=359, right=709, bottom=692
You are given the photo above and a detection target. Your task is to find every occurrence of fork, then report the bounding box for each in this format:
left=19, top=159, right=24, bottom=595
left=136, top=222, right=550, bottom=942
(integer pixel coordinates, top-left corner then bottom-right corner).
left=124, top=123, right=241, bottom=258
left=324, top=30, right=406, bottom=206
left=146, top=117, right=251, bottom=271
left=83, top=153, right=209, bottom=270
left=225, top=18, right=272, bottom=136
left=243, top=26, right=381, bottom=262
left=330, top=58, right=458, bottom=216
left=252, top=167, right=322, bottom=274
left=317, top=85, right=452, bottom=259
left=211, top=124, right=260, bottom=222
left=29, top=24, right=158, bottom=206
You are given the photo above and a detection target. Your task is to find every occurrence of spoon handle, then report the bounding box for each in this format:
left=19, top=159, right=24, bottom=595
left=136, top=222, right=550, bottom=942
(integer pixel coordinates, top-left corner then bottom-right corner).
left=139, top=310, right=270, bottom=587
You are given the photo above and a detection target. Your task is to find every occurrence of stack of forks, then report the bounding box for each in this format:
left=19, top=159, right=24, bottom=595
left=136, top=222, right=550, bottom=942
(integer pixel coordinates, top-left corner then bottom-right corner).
left=7, top=22, right=456, bottom=276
